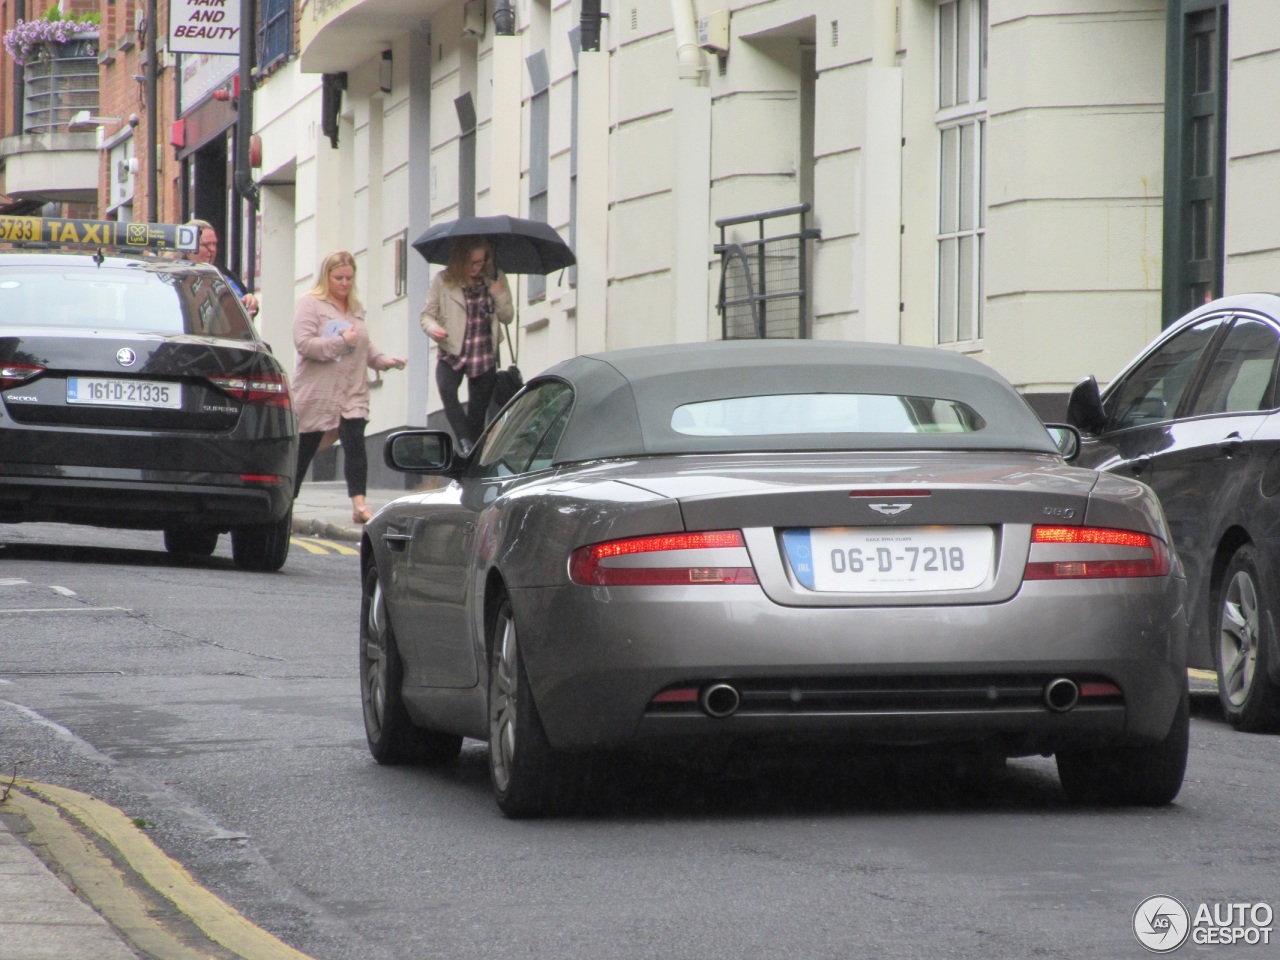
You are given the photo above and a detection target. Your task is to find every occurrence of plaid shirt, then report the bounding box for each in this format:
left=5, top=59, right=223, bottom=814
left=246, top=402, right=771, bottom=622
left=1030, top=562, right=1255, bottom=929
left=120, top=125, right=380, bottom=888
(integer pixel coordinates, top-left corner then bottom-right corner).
left=440, top=280, right=496, bottom=376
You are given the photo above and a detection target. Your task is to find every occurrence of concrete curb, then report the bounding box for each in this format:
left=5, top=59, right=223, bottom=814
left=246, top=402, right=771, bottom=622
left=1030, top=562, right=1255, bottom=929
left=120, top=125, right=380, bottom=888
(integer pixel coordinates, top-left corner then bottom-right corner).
left=5, top=779, right=317, bottom=960
left=290, top=518, right=363, bottom=543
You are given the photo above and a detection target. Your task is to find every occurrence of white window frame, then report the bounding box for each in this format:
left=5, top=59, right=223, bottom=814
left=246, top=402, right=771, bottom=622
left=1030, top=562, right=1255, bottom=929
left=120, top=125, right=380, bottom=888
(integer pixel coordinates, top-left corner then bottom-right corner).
left=935, top=0, right=987, bottom=346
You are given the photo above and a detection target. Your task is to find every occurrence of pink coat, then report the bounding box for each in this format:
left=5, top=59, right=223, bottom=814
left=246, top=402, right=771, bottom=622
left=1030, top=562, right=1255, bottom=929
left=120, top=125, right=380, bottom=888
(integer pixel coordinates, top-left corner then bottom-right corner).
left=292, top=294, right=398, bottom=433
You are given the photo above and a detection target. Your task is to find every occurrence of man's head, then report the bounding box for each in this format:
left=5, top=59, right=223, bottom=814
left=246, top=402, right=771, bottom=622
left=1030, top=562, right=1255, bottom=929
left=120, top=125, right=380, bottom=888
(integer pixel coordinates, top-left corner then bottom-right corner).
left=188, top=219, right=218, bottom=265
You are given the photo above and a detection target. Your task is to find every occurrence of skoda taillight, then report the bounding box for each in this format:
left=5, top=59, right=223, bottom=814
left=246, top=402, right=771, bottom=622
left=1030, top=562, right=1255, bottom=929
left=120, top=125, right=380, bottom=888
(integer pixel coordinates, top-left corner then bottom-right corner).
left=207, top=371, right=292, bottom=409
left=0, top=363, right=43, bottom=390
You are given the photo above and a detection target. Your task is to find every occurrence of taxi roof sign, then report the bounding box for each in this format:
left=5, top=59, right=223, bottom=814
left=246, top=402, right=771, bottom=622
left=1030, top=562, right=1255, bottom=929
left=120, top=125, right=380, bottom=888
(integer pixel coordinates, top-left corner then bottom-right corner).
left=0, top=216, right=198, bottom=253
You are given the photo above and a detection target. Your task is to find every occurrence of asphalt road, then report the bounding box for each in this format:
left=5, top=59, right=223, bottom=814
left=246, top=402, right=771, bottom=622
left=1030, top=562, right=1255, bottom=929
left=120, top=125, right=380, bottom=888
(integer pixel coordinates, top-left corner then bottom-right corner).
left=2, top=522, right=1279, bottom=960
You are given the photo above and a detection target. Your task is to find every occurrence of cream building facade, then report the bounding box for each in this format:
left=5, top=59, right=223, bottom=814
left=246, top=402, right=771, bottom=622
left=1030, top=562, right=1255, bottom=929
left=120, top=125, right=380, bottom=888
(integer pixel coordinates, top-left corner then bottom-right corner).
left=245, top=0, right=1270, bottom=479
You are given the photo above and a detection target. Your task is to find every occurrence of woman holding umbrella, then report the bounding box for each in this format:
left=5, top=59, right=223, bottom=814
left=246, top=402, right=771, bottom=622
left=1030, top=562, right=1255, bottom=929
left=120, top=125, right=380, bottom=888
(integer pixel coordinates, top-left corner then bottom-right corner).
left=419, top=237, right=514, bottom=453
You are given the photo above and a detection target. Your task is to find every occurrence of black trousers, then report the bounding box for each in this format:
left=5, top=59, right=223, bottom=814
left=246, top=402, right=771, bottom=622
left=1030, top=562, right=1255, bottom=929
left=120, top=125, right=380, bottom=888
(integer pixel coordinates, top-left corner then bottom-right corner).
left=295, top=417, right=368, bottom=498
left=436, top=361, right=496, bottom=446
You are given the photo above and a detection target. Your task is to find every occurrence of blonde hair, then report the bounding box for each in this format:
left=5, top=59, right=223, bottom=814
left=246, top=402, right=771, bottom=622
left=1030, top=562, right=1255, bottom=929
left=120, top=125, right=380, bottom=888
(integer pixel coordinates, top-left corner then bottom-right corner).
left=443, top=237, right=495, bottom=287
left=307, top=250, right=363, bottom=314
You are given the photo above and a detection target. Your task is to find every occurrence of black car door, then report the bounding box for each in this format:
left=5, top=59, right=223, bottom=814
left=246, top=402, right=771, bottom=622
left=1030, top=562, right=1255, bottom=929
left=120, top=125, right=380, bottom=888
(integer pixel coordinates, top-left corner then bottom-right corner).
left=1139, top=315, right=1280, bottom=640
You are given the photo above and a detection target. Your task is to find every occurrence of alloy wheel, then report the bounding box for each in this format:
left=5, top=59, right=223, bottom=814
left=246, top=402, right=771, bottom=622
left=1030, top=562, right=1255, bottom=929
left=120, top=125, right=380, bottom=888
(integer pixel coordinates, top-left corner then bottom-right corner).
left=489, top=610, right=519, bottom=794
left=1219, top=567, right=1260, bottom=709
left=363, top=574, right=389, bottom=737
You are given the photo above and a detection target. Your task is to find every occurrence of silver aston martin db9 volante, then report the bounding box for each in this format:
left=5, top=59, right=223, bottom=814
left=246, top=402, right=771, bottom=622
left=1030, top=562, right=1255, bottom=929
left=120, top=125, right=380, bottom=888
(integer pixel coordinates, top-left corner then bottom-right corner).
left=360, top=341, right=1189, bottom=817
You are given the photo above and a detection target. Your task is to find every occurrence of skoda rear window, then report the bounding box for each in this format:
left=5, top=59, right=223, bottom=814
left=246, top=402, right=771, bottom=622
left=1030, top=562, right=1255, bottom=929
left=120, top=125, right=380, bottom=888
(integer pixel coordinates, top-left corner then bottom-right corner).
left=670, top=393, right=987, bottom=436
left=0, top=266, right=255, bottom=340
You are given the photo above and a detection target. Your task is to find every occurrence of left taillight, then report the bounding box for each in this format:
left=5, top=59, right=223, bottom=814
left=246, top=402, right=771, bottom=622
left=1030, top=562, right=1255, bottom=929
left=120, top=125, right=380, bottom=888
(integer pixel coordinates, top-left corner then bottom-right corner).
left=1023, top=525, right=1172, bottom=580
left=206, top=371, right=292, bottom=409
left=0, top=363, right=43, bottom=390
left=569, top=530, right=759, bottom=586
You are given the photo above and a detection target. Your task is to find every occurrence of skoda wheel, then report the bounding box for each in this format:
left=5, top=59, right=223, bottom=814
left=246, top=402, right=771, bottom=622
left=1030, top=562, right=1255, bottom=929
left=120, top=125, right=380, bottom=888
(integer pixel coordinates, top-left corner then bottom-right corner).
left=1215, top=545, right=1280, bottom=732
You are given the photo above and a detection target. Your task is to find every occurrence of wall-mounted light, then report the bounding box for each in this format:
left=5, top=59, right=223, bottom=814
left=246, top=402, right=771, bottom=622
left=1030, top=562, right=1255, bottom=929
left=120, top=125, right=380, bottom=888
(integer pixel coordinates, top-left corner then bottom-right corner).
left=379, top=50, right=393, bottom=94
left=68, top=110, right=122, bottom=131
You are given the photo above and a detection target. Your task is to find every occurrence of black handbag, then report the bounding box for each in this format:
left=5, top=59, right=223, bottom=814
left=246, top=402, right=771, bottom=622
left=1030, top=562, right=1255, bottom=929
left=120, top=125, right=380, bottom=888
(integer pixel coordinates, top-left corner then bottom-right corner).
left=488, top=335, right=523, bottom=417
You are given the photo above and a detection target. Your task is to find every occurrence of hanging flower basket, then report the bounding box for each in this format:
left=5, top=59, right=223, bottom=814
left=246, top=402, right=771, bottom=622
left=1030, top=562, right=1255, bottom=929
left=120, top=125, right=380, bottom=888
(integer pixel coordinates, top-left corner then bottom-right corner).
left=3, top=19, right=98, bottom=67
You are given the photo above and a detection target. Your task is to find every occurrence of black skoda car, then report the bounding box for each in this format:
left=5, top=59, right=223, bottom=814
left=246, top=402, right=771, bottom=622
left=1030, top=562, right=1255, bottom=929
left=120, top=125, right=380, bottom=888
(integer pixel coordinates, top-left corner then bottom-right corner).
left=1067, top=293, right=1280, bottom=731
left=0, top=221, right=297, bottom=571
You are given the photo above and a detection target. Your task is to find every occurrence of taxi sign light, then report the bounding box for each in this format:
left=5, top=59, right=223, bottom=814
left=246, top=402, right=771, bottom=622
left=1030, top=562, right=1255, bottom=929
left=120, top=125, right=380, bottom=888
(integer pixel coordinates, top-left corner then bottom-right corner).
left=0, top=216, right=198, bottom=253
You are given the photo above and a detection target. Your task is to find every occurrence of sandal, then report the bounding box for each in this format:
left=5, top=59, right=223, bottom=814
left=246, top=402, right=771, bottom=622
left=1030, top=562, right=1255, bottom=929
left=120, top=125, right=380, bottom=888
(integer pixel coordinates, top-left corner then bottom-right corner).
left=352, top=505, right=374, bottom=524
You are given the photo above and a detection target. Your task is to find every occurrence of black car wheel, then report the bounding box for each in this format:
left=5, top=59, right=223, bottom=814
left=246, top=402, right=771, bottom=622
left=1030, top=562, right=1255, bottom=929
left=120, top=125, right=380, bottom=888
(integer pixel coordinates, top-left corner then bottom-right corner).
left=1056, top=682, right=1189, bottom=806
left=360, top=564, right=462, bottom=765
left=488, top=595, right=584, bottom=818
left=1215, top=545, right=1280, bottom=732
left=230, top=508, right=292, bottom=571
left=163, top=527, right=219, bottom=557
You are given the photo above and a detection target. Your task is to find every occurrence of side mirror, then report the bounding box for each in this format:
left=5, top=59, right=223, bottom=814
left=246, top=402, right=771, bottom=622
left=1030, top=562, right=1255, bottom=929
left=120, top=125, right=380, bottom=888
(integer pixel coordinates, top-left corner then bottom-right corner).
left=1066, top=376, right=1106, bottom=436
left=1045, top=424, right=1080, bottom=461
left=384, top=430, right=456, bottom=474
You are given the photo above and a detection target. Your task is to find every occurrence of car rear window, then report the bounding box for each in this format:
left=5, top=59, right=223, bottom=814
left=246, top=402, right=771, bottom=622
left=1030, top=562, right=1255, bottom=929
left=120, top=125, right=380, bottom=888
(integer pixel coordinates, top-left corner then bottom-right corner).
left=670, top=393, right=987, bottom=437
left=0, top=264, right=255, bottom=340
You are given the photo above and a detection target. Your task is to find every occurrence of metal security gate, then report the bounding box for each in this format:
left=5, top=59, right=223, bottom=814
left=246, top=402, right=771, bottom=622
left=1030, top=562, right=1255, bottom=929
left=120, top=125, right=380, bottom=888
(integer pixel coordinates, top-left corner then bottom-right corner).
left=716, top=204, right=820, bottom=339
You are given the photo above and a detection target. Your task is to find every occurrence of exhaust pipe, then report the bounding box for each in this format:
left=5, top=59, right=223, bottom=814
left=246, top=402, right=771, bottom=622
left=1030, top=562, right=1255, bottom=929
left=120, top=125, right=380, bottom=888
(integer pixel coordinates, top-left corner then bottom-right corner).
left=1044, top=677, right=1080, bottom=713
left=700, top=683, right=741, bottom=719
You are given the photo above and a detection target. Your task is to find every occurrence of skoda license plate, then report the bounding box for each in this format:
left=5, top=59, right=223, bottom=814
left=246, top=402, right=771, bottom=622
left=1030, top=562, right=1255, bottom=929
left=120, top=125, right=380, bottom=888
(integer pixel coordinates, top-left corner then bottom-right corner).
left=67, top=378, right=181, bottom=410
left=784, top=526, right=994, bottom=592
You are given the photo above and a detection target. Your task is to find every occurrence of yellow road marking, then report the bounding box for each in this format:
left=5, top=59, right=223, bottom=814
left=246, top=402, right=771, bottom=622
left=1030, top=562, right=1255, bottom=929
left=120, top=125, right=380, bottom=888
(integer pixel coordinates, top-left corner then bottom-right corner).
left=1188, top=668, right=1217, bottom=681
left=16, top=779, right=317, bottom=960
left=298, top=537, right=358, bottom=556
left=290, top=536, right=358, bottom=556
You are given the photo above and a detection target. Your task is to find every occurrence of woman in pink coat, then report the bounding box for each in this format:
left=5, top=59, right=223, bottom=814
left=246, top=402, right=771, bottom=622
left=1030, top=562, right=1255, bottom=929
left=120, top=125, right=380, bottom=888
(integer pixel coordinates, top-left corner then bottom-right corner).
left=292, top=251, right=405, bottom=523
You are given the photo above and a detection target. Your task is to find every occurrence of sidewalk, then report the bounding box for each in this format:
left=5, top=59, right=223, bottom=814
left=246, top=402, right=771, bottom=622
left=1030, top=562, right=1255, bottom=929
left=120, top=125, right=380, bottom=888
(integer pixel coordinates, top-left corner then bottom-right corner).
left=290, top=480, right=416, bottom=543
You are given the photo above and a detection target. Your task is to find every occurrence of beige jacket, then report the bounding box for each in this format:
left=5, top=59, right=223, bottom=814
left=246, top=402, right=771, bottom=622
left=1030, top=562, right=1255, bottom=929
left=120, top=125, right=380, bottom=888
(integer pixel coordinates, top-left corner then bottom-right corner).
left=418, top=270, right=515, bottom=358
left=292, top=294, right=399, bottom=433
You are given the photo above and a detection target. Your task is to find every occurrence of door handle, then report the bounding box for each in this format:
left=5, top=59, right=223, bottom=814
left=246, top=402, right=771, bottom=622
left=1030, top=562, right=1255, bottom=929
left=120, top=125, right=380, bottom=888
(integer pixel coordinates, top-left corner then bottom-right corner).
left=1218, top=434, right=1247, bottom=457
left=1131, top=454, right=1152, bottom=475
left=382, top=530, right=414, bottom=552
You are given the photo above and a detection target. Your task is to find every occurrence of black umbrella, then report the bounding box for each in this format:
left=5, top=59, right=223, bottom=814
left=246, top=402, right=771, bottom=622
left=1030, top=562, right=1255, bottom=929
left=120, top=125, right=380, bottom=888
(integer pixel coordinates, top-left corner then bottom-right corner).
left=411, top=215, right=576, bottom=275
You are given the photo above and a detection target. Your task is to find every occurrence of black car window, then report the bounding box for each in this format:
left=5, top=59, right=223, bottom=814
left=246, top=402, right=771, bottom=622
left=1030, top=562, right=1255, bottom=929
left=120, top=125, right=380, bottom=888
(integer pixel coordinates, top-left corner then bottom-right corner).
left=472, top=381, right=574, bottom=479
left=1187, top=317, right=1280, bottom=417
left=0, top=264, right=255, bottom=341
left=1104, top=317, right=1225, bottom=431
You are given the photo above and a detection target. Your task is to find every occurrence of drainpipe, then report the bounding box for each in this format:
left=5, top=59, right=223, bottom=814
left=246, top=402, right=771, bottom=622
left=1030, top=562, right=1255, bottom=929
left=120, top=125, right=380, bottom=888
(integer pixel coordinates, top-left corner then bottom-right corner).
left=575, top=2, right=609, bottom=353
left=146, top=0, right=158, bottom=220
left=234, top=0, right=258, bottom=288
left=668, top=0, right=711, bottom=342
left=13, top=0, right=24, bottom=131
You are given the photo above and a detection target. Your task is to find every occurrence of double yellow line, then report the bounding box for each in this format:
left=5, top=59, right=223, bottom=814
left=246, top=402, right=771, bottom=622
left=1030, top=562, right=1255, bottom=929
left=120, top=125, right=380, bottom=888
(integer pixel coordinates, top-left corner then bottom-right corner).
left=289, top=537, right=358, bottom=556
left=5, top=779, right=315, bottom=960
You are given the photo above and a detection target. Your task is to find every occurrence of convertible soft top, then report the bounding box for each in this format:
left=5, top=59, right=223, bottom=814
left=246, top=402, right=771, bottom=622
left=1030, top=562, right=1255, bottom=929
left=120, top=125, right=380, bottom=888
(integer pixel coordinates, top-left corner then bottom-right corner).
left=538, top=340, right=1058, bottom=462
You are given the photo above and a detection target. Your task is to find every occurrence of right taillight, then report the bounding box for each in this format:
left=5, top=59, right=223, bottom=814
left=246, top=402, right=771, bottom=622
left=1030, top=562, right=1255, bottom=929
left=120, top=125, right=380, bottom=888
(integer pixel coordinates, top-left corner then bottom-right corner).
left=1023, top=526, right=1172, bottom=580
left=207, top=371, right=292, bottom=409
left=0, top=363, right=44, bottom=390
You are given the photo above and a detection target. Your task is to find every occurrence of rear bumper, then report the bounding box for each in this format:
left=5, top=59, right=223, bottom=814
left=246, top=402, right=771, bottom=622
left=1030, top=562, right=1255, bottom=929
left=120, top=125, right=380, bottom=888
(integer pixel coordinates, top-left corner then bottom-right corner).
left=509, top=575, right=1189, bottom=753
left=0, top=469, right=293, bottom=529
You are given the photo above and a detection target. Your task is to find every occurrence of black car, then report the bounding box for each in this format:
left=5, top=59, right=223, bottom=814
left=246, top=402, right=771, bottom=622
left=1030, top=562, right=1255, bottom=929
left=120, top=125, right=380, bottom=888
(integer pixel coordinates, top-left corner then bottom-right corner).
left=0, top=219, right=297, bottom=570
left=1068, top=293, right=1280, bottom=731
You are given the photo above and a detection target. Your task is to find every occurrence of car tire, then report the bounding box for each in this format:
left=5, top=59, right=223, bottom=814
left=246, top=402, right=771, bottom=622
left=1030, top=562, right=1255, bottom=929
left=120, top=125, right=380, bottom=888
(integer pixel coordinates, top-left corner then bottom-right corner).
left=1214, top=545, right=1280, bottom=732
left=163, top=527, right=219, bottom=556
left=488, top=595, right=584, bottom=818
left=1056, top=682, right=1189, bottom=807
left=360, top=564, right=462, bottom=765
left=230, top=507, right=292, bottom=572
